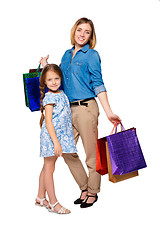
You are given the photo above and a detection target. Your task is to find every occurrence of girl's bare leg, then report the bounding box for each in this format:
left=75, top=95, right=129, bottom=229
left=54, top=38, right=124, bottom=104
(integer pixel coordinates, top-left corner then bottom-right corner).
left=44, top=156, right=70, bottom=213
left=44, top=156, right=57, bottom=203
left=36, top=165, right=48, bottom=207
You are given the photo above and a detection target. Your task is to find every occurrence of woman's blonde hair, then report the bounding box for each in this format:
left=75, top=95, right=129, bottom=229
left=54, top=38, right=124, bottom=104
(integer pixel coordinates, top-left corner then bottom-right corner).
left=70, top=17, right=96, bottom=49
left=39, top=64, right=63, bottom=128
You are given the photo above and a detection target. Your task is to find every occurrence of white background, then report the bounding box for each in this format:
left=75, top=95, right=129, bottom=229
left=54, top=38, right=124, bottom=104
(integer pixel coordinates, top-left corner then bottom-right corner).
left=0, top=0, right=160, bottom=239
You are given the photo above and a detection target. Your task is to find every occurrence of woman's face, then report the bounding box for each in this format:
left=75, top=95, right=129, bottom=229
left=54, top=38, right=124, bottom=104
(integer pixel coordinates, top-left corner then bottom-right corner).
left=74, top=23, right=92, bottom=48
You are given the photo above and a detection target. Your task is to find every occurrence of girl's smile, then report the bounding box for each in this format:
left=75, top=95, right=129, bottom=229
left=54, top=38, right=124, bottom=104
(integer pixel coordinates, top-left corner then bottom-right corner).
left=45, top=70, right=61, bottom=93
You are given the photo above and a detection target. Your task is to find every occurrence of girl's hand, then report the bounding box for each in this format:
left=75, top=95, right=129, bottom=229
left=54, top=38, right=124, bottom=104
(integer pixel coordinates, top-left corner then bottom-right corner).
left=107, top=112, right=121, bottom=124
left=40, top=55, right=49, bottom=67
left=54, top=141, right=63, bottom=157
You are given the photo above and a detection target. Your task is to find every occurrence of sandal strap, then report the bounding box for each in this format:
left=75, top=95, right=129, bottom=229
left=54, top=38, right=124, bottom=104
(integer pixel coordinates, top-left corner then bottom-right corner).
left=49, top=202, right=68, bottom=214
left=36, top=196, right=46, bottom=206
left=49, top=201, right=59, bottom=210
left=82, top=189, right=88, bottom=192
left=85, top=194, right=97, bottom=202
left=82, top=194, right=97, bottom=204
left=58, top=207, right=67, bottom=214
left=87, top=195, right=97, bottom=197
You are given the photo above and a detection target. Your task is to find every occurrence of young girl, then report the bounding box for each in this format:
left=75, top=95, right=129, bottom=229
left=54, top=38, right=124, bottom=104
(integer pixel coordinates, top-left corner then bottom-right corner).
left=40, top=18, right=121, bottom=208
left=35, top=64, right=77, bottom=214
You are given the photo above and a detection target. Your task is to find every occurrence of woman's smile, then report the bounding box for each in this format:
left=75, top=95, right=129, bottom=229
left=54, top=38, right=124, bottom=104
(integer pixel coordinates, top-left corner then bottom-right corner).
left=78, top=37, right=85, bottom=41
left=74, top=23, right=92, bottom=47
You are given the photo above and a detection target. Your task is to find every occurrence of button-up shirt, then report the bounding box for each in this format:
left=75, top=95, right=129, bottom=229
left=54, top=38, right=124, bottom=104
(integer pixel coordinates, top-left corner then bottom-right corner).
left=60, top=44, right=106, bottom=102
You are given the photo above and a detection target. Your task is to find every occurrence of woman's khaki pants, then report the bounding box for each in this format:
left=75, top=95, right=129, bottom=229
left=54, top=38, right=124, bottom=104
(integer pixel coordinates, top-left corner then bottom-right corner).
left=63, top=99, right=101, bottom=194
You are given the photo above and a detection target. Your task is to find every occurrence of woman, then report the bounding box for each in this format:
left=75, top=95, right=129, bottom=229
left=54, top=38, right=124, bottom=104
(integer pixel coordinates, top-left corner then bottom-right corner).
left=40, top=17, right=121, bottom=208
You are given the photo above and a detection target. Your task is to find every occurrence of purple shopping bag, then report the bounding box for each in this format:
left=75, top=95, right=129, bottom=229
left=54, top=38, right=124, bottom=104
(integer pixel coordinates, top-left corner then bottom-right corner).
left=106, top=122, right=147, bottom=175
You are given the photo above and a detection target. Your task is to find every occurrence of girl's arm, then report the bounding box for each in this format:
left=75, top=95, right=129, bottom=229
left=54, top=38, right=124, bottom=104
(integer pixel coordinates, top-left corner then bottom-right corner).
left=45, top=104, right=62, bottom=156
left=97, top=91, right=121, bottom=124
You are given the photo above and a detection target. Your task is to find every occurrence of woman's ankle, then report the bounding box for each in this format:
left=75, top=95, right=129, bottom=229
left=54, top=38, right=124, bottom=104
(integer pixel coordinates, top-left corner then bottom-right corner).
left=88, top=192, right=96, bottom=196
left=81, top=190, right=88, bottom=199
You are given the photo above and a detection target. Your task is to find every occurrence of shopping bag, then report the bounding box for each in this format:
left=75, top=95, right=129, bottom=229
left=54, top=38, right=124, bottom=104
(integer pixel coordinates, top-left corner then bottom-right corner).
left=106, top=122, right=147, bottom=175
left=29, top=68, right=43, bottom=73
left=106, top=141, right=138, bottom=183
left=23, top=64, right=41, bottom=111
left=96, top=135, right=138, bottom=183
left=96, top=137, right=108, bottom=175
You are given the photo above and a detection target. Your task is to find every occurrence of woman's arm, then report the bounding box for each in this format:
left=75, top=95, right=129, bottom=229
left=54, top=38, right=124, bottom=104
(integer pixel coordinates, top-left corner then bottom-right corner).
left=45, top=104, right=62, bottom=156
left=97, top=91, right=121, bottom=124
left=87, top=51, right=120, bottom=123
left=40, top=55, right=49, bottom=67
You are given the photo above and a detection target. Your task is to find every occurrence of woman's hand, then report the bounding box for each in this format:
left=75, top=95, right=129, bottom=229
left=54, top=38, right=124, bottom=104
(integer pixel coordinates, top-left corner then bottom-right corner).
left=107, top=112, right=121, bottom=124
left=40, top=55, right=49, bottom=67
left=54, top=141, right=63, bottom=157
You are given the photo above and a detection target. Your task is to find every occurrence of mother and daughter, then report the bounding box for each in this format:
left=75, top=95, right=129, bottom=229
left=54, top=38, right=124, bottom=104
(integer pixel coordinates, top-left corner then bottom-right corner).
left=35, top=17, right=121, bottom=214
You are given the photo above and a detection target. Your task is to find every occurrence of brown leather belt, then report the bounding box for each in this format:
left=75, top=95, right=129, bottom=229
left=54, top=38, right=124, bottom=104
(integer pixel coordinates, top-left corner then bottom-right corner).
left=70, top=97, right=95, bottom=107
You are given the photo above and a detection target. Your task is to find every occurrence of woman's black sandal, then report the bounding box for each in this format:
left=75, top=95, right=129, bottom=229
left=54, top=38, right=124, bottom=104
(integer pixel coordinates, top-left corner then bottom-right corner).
left=80, top=194, right=98, bottom=208
left=74, top=190, right=88, bottom=205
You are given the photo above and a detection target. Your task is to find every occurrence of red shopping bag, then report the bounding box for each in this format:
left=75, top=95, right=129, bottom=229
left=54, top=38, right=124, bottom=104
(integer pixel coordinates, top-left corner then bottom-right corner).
left=96, top=137, right=108, bottom=175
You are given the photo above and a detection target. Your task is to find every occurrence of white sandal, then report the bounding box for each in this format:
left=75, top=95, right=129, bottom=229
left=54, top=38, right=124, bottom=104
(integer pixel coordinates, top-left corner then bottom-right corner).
left=35, top=196, right=49, bottom=208
left=48, top=201, right=71, bottom=214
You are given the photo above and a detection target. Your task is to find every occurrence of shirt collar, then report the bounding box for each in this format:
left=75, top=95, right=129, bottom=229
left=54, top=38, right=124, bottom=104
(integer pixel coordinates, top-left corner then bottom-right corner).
left=70, top=43, right=90, bottom=53
left=81, top=43, right=90, bottom=52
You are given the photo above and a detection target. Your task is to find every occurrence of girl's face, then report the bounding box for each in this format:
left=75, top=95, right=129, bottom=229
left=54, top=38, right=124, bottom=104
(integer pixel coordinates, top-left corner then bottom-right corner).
left=74, top=23, right=92, bottom=48
left=45, top=70, right=61, bottom=93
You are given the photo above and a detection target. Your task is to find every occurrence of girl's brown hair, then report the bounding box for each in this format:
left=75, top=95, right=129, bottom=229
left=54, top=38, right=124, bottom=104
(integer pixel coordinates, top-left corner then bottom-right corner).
left=70, top=17, right=96, bottom=49
left=39, top=64, right=63, bottom=128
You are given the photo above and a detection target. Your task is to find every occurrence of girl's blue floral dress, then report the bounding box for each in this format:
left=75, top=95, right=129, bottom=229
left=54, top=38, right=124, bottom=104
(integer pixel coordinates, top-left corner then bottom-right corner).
left=40, top=91, right=77, bottom=157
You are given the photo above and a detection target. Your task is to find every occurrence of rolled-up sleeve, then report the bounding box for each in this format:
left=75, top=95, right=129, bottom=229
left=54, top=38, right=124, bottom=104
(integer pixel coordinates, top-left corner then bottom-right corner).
left=88, top=51, right=107, bottom=95
left=94, top=84, right=106, bottom=95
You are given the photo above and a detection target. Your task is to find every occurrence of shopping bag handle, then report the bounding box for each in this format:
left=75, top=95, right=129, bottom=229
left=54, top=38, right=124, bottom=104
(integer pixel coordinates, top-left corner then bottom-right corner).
left=36, top=64, right=41, bottom=77
left=110, top=121, right=125, bottom=135
left=36, top=64, right=41, bottom=72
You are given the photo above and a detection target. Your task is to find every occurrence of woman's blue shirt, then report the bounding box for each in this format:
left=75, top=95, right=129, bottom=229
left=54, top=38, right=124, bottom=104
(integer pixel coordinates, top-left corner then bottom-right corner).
left=60, top=44, right=106, bottom=102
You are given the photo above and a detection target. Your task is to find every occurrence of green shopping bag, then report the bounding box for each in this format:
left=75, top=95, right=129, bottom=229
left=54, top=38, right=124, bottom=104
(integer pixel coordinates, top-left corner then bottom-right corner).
left=23, top=64, right=41, bottom=108
left=23, top=64, right=42, bottom=111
